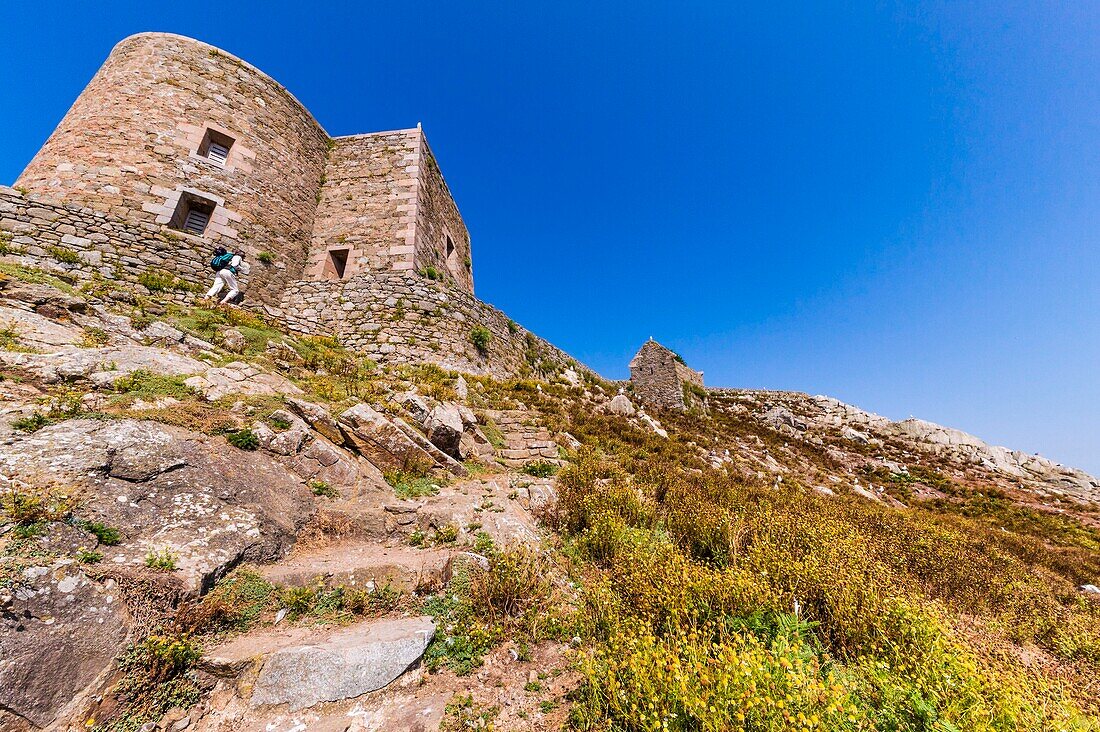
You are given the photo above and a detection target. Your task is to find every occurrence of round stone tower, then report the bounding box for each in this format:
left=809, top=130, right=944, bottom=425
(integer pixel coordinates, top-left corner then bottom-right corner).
left=15, top=33, right=331, bottom=300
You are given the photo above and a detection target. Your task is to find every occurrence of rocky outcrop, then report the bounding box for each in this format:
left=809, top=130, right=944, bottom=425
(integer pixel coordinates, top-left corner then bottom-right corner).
left=0, top=561, right=130, bottom=729
left=0, top=419, right=314, bottom=594
left=338, top=403, right=441, bottom=474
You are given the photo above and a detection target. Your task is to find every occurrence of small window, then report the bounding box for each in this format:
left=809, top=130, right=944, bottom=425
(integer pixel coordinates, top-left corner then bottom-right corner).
left=168, top=192, right=217, bottom=237
left=198, top=128, right=235, bottom=166
left=324, top=248, right=349, bottom=280
left=445, top=235, right=455, bottom=258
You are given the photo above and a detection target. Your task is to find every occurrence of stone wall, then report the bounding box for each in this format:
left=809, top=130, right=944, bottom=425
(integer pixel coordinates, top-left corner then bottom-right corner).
left=413, top=139, right=474, bottom=293
left=0, top=185, right=232, bottom=297
left=307, top=131, right=420, bottom=281
left=629, top=339, right=704, bottom=410
left=14, top=32, right=330, bottom=303
left=277, top=272, right=576, bottom=378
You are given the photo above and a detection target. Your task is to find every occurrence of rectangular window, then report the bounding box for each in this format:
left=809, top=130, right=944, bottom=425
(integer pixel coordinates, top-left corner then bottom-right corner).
left=183, top=207, right=211, bottom=235
left=197, top=128, right=235, bottom=166
left=168, top=192, right=217, bottom=237
left=323, top=248, right=349, bottom=280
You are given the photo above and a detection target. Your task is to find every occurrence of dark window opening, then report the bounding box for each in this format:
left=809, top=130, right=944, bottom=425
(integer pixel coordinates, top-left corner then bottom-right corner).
left=324, top=248, right=349, bottom=280
left=168, top=192, right=217, bottom=237
left=198, top=128, right=235, bottom=166
left=445, top=235, right=455, bottom=258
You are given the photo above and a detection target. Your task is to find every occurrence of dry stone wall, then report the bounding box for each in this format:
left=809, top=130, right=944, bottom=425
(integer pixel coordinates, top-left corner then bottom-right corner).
left=15, top=32, right=330, bottom=302
left=278, top=272, right=577, bottom=378
left=0, top=186, right=224, bottom=297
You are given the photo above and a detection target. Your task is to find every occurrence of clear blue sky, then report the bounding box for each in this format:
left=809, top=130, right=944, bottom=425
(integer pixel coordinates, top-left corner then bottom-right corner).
left=2, top=2, right=1098, bottom=474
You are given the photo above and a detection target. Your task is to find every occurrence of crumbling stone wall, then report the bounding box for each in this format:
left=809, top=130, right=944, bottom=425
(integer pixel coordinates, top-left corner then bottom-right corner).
left=277, top=272, right=575, bottom=378
left=629, top=339, right=704, bottom=410
left=14, top=33, right=330, bottom=303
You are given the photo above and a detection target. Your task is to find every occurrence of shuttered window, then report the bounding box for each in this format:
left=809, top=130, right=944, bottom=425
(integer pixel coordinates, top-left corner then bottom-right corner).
left=168, top=192, right=217, bottom=237
left=198, top=128, right=235, bottom=166
left=183, top=207, right=211, bottom=235
left=206, top=141, right=230, bottom=165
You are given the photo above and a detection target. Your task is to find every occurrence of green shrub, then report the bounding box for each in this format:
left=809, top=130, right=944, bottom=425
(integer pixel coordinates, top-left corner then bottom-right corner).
left=138, top=271, right=198, bottom=293
left=421, top=265, right=442, bottom=280
left=225, top=429, right=259, bottom=450
left=2, top=486, right=77, bottom=526
left=435, top=523, right=460, bottom=544
left=521, top=460, right=559, bottom=478
left=268, top=414, right=292, bottom=430
left=0, top=324, right=21, bottom=350
left=46, top=245, right=81, bottom=264
left=384, top=463, right=441, bottom=499
left=470, top=325, right=491, bottom=355
left=113, top=369, right=194, bottom=398
left=256, top=251, right=275, bottom=264
left=11, top=412, right=50, bottom=433
left=80, top=326, right=110, bottom=347
left=309, top=480, right=337, bottom=498
left=75, top=519, right=122, bottom=546
left=77, top=548, right=104, bottom=564
left=144, top=547, right=178, bottom=571
left=178, top=568, right=276, bottom=634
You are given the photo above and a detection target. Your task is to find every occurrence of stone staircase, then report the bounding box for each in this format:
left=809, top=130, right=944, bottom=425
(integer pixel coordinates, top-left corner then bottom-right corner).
left=484, top=409, right=561, bottom=468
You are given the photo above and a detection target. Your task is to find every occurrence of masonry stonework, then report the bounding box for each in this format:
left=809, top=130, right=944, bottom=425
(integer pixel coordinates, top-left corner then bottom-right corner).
left=278, top=273, right=573, bottom=379
left=629, top=339, right=705, bottom=410
left=4, top=32, right=578, bottom=378
left=15, top=33, right=330, bottom=303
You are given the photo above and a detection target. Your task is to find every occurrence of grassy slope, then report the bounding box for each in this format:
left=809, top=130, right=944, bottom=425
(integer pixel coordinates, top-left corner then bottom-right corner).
left=2, top=263, right=1099, bottom=731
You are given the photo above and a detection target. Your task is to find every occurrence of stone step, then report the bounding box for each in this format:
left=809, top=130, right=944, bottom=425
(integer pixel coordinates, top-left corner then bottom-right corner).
left=259, top=543, right=452, bottom=593
left=203, top=616, right=436, bottom=711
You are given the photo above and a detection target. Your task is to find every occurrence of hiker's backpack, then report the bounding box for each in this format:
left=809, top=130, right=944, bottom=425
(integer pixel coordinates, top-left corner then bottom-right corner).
left=210, top=252, right=235, bottom=272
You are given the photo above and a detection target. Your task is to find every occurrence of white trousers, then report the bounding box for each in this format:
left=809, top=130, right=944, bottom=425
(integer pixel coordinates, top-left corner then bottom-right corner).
left=206, top=269, right=239, bottom=304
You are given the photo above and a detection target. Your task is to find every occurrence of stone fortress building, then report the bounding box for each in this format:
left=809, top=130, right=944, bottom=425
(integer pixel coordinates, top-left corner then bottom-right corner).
left=2, top=32, right=571, bottom=377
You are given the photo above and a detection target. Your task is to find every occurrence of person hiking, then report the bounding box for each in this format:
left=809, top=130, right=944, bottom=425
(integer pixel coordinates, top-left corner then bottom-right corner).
left=204, top=246, right=245, bottom=305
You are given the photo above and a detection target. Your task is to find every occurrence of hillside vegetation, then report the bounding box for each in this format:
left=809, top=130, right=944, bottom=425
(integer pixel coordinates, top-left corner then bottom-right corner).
left=1, top=262, right=1098, bottom=731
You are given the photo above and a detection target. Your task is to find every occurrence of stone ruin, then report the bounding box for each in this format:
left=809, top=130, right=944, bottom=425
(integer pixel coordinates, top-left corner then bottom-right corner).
left=628, top=338, right=705, bottom=410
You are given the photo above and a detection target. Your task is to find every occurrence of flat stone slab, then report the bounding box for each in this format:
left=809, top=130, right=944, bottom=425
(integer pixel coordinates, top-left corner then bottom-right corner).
left=223, top=617, right=436, bottom=710
left=260, top=544, right=451, bottom=593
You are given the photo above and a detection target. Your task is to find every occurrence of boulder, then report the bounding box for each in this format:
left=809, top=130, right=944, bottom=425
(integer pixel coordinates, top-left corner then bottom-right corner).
left=392, top=417, right=468, bottom=477
left=247, top=617, right=436, bottom=709
left=608, top=394, right=635, bottom=416
left=396, top=390, right=431, bottom=426
left=286, top=397, right=344, bottom=446
left=0, top=305, right=82, bottom=348
left=0, top=561, right=130, bottom=729
left=287, top=435, right=366, bottom=488
left=459, top=426, right=496, bottom=459
left=339, top=403, right=440, bottom=473
left=761, top=406, right=806, bottom=431
left=139, top=321, right=186, bottom=347
left=219, top=327, right=247, bottom=353
left=1, top=344, right=205, bottom=385
left=0, top=419, right=313, bottom=594
left=638, top=412, right=669, bottom=439
left=425, top=404, right=464, bottom=459
left=454, top=375, right=469, bottom=400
